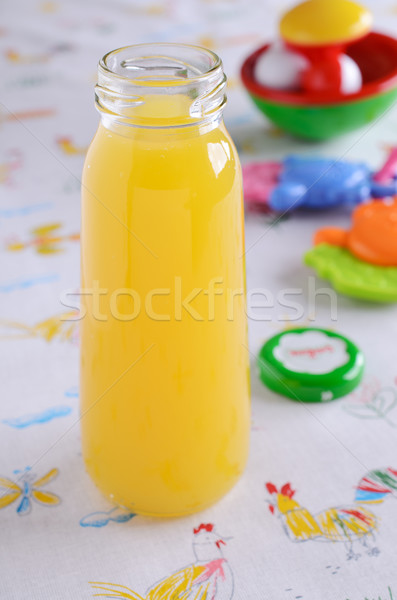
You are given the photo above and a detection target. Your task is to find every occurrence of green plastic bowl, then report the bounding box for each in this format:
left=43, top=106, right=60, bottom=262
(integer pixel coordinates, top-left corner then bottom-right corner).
left=241, top=32, right=397, bottom=141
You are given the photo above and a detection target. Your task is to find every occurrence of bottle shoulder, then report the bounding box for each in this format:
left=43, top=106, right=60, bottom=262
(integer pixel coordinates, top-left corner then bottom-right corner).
left=83, top=121, right=241, bottom=186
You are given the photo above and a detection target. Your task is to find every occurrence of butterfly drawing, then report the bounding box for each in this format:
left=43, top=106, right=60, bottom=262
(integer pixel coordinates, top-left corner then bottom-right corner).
left=0, top=467, right=61, bottom=515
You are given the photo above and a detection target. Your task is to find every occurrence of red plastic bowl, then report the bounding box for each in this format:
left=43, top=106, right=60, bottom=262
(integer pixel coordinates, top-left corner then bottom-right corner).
left=241, top=32, right=397, bottom=139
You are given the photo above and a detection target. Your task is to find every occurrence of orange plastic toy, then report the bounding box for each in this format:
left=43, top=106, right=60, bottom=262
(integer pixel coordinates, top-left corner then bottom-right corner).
left=314, top=198, right=397, bottom=266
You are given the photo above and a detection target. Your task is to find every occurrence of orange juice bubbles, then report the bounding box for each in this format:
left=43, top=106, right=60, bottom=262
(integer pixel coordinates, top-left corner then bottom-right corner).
left=81, top=44, right=250, bottom=516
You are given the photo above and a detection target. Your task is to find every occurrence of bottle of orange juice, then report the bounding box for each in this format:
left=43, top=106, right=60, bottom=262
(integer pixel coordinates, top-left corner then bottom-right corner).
left=81, top=43, right=250, bottom=516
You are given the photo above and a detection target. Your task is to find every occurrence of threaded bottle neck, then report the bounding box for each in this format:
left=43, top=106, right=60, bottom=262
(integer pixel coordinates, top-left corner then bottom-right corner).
left=95, top=43, right=227, bottom=129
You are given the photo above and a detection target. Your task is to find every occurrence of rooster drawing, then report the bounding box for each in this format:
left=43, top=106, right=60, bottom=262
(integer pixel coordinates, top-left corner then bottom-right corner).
left=90, top=523, right=234, bottom=599
left=266, top=468, right=397, bottom=560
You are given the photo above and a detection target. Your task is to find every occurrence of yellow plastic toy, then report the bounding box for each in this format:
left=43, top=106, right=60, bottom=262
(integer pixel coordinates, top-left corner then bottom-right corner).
left=280, top=0, right=372, bottom=46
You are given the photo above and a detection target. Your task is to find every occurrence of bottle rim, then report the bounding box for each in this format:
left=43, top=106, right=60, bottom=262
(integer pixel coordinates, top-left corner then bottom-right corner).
left=99, top=42, right=223, bottom=87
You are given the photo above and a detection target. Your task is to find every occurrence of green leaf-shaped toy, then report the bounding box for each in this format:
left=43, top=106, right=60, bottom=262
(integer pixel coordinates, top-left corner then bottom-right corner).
left=304, top=244, right=397, bottom=302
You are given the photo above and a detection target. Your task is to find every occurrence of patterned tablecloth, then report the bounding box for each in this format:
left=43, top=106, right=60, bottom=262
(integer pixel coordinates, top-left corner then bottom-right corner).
left=2, top=1, right=397, bottom=598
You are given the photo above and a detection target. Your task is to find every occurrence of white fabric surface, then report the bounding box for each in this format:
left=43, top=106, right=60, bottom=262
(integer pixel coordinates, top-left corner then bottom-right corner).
left=1, top=1, right=397, bottom=598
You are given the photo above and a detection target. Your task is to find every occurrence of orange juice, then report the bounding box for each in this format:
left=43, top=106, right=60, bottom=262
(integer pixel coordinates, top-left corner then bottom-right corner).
left=80, top=44, right=250, bottom=516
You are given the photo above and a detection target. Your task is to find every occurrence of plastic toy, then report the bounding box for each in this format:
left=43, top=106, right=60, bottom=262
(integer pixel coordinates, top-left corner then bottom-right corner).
left=241, top=0, right=397, bottom=139
left=304, top=244, right=397, bottom=302
left=257, top=328, right=364, bottom=402
left=305, top=198, right=397, bottom=302
left=314, top=197, right=397, bottom=265
left=243, top=148, right=397, bottom=212
left=278, top=0, right=371, bottom=95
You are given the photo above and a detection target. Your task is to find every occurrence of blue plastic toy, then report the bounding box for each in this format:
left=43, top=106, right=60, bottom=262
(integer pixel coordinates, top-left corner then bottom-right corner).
left=243, top=148, right=397, bottom=212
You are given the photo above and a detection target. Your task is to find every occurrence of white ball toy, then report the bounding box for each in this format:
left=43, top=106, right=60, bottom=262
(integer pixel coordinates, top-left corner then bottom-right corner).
left=254, top=42, right=309, bottom=90
left=255, top=42, right=362, bottom=94
left=339, top=54, right=362, bottom=94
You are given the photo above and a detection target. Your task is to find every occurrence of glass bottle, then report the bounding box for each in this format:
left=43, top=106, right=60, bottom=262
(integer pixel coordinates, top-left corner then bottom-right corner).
left=81, top=43, right=250, bottom=516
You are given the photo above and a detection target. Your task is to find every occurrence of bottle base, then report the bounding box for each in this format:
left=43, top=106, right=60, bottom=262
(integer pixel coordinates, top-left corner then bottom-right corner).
left=109, top=492, right=233, bottom=519
left=84, top=462, right=245, bottom=518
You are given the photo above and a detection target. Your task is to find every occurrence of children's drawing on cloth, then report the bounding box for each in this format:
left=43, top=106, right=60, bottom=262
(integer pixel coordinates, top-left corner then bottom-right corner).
left=65, top=386, right=79, bottom=398
left=0, top=311, right=79, bottom=343
left=56, top=136, right=88, bottom=156
left=0, top=149, right=22, bottom=185
left=197, top=32, right=262, bottom=51
left=5, top=43, right=73, bottom=64
left=7, top=74, right=50, bottom=88
left=5, top=48, right=49, bottom=64
left=80, top=506, right=136, bottom=528
left=91, top=18, right=116, bottom=35
left=90, top=523, right=234, bottom=599
left=0, top=274, right=58, bottom=293
left=343, top=378, right=397, bottom=426
left=7, top=223, right=79, bottom=254
left=2, top=406, right=72, bottom=428
left=39, top=1, right=58, bottom=13
left=0, top=108, right=56, bottom=125
left=266, top=468, right=397, bottom=560
left=346, top=586, right=394, bottom=600
left=0, top=467, right=60, bottom=515
left=0, top=203, right=53, bottom=218
left=62, top=176, right=81, bottom=194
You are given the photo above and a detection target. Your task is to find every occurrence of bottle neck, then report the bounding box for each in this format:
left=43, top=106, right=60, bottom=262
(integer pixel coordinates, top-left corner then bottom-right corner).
left=99, top=109, right=224, bottom=139
left=95, top=43, right=227, bottom=135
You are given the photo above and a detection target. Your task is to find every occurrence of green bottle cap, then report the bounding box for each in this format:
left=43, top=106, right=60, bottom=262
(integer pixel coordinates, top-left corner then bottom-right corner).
left=257, top=327, right=364, bottom=403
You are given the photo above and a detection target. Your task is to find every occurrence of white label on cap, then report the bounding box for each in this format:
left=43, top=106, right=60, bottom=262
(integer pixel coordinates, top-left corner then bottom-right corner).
left=274, top=331, right=349, bottom=375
